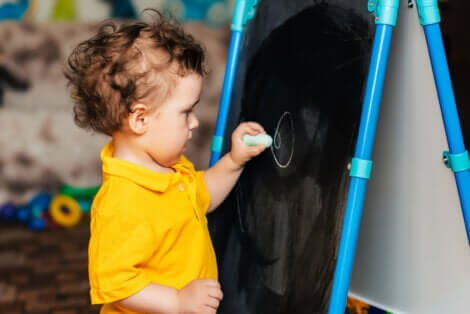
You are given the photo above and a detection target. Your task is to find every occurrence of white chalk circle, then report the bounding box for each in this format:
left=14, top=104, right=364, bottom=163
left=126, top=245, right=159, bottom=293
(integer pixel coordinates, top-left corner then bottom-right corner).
left=271, top=112, right=295, bottom=168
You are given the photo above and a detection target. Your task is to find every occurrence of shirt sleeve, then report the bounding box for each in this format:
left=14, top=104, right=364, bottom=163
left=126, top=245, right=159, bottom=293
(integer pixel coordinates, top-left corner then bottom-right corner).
left=88, top=207, right=155, bottom=304
left=195, top=170, right=211, bottom=215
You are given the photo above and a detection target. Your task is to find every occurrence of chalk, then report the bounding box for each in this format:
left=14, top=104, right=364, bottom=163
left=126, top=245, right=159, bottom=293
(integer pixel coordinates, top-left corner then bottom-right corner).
left=243, top=134, right=273, bottom=148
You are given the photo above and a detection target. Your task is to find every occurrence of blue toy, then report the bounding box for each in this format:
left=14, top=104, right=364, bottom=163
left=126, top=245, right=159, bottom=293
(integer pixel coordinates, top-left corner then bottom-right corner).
left=18, top=192, right=53, bottom=231
left=1, top=185, right=99, bottom=231
left=0, top=0, right=29, bottom=21
left=102, top=0, right=137, bottom=19
left=28, top=218, right=47, bottom=231
left=78, top=199, right=92, bottom=213
left=0, top=202, right=18, bottom=221
left=2, top=192, right=53, bottom=231
left=16, top=206, right=30, bottom=223
left=162, top=0, right=231, bottom=27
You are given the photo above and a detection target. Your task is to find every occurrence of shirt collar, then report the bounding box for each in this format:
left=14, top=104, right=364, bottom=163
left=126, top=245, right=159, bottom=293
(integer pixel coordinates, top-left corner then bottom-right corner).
left=101, top=141, right=195, bottom=192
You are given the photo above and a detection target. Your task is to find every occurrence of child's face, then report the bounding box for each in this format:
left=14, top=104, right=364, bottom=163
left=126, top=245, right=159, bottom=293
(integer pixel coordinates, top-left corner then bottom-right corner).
left=145, top=73, right=202, bottom=168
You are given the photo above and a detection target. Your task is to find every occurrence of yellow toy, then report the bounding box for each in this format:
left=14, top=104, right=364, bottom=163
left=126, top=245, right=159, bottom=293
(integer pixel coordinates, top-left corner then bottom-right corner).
left=49, top=194, right=82, bottom=227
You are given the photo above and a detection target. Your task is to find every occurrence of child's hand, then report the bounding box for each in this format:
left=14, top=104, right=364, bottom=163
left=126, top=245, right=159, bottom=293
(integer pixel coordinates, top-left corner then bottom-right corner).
left=177, top=279, right=223, bottom=314
left=229, top=122, right=268, bottom=169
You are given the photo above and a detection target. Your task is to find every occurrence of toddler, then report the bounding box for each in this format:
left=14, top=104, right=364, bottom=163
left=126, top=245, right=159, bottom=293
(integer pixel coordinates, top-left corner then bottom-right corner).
left=65, top=11, right=267, bottom=314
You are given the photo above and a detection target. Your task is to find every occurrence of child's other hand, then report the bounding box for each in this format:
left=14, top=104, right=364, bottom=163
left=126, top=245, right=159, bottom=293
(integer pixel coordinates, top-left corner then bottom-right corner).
left=229, top=122, right=267, bottom=169
left=177, top=279, right=223, bottom=314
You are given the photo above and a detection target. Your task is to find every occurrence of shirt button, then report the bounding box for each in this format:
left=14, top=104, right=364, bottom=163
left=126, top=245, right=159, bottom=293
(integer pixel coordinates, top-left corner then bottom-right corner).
left=178, top=184, right=185, bottom=192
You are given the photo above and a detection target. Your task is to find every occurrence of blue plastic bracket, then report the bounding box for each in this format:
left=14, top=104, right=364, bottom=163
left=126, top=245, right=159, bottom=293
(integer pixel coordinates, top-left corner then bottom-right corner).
left=350, top=157, right=373, bottom=179
left=211, top=136, right=224, bottom=154
left=416, top=0, right=441, bottom=25
left=231, top=0, right=258, bottom=31
left=368, top=0, right=400, bottom=26
left=443, top=150, right=470, bottom=173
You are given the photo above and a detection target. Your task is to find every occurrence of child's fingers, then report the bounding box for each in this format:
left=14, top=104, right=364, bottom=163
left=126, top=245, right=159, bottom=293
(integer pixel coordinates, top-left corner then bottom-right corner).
left=203, top=306, right=217, bottom=314
left=234, top=124, right=257, bottom=141
left=205, top=297, right=220, bottom=310
left=244, top=124, right=265, bottom=136
left=236, top=122, right=265, bottom=134
left=202, top=279, right=221, bottom=288
left=245, top=122, right=266, bottom=133
left=249, top=144, right=267, bottom=155
left=208, top=287, right=224, bottom=300
left=205, top=306, right=218, bottom=314
left=257, top=144, right=267, bottom=153
left=244, top=127, right=260, bottom=136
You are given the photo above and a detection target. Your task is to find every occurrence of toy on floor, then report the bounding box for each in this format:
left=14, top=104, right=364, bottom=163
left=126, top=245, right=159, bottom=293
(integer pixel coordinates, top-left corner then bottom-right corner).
left=346, top=297, right=370, bottom=314
left=346, top=297, right=393, bottom=314
left=50, top=194, right=82, bottom=228
left=0, top=202, right=18, bottom=221
left=0, top=184, right=100, bottom=231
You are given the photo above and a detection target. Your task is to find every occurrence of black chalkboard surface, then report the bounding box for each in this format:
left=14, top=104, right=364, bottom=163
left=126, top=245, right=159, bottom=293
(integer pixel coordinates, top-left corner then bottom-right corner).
left=440, top=1, right=470, bottom=145
left=209, top=1, right=374, bottom=313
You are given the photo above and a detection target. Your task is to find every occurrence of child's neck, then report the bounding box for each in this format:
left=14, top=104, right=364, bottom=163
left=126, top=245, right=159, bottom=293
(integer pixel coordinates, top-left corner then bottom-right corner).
left=112, top=135, right=174, bottom=174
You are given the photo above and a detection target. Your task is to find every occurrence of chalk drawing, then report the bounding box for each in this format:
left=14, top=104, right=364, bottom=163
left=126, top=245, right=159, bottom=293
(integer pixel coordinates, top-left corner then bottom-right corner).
left=271, top=111, right=294, bottom=168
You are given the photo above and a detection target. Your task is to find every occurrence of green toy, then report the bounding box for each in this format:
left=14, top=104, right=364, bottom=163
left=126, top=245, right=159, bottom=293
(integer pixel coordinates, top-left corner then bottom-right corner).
left=51, top=0, right=76, bottom=21
left=60, top=184, right=100, bottom=200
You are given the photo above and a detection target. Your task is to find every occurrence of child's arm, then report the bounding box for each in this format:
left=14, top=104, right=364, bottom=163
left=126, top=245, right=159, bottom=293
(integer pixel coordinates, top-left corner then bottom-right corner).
left=116, top=283, right=179, bottom=313
left=204, top=122, right=267, bottom=213
left=116, top=279, right=223, bottom=314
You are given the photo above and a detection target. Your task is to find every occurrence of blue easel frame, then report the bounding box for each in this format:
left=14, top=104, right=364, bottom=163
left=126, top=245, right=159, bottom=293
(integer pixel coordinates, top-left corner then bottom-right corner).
left=209, top=0, right=258, bottom=166
left=328, top=1, right=470, bottom=313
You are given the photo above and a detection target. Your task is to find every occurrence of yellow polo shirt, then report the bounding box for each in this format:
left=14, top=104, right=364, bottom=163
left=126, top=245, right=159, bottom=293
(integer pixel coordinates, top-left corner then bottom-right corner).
left=88, top=142, right=218, bottom=313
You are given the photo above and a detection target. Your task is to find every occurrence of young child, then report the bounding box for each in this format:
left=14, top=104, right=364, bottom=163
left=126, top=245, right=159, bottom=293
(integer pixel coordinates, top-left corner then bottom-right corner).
left=65, top=11, right=267, bottom=314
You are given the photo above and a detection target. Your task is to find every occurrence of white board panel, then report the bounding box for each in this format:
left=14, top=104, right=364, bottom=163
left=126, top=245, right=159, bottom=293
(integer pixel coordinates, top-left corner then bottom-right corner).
left=349, top=4, right=470, bottom=314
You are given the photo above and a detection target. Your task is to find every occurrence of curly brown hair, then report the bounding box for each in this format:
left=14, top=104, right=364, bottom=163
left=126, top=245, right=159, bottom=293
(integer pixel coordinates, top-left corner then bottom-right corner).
left=64, top=10, right=206, bottom=136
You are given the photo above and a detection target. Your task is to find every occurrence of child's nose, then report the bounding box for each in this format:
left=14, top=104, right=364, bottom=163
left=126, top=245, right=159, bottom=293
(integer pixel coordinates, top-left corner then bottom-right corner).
left=190, top=114, right=199, bottom=129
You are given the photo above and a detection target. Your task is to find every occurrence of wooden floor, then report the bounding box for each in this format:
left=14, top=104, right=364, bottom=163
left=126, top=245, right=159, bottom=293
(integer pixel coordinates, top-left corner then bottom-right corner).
left=0, top=220, right=368, bottom=314
left=0, top=220, right=100, bottom=314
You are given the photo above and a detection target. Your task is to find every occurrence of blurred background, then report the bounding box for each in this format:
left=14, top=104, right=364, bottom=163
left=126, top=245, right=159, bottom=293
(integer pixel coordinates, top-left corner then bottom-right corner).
left=0, top=0, right=233, bottom=206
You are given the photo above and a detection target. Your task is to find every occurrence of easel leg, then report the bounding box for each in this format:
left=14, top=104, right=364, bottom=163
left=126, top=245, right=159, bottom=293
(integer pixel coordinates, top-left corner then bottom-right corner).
left=328, top=17, right=397, bottom=314
left=421, top=22, right=470, bottom=243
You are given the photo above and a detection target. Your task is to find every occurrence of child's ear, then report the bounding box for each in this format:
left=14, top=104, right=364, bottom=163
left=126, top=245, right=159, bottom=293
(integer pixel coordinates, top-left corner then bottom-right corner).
left=128, top=103, right=150, bottom=135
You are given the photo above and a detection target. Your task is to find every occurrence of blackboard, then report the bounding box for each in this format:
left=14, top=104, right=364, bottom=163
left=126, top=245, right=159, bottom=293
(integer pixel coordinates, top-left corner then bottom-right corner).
left=209, top=1, right=374, bottom=313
